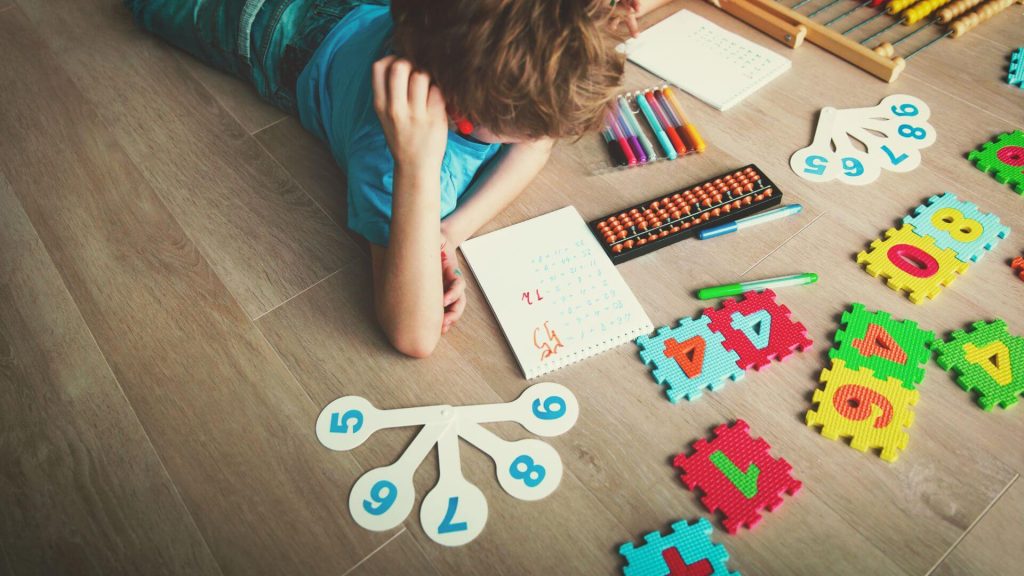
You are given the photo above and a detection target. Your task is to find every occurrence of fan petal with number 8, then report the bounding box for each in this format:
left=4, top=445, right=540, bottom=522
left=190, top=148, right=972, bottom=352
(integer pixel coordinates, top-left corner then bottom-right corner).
left=790, top=95, right=936, bottom=186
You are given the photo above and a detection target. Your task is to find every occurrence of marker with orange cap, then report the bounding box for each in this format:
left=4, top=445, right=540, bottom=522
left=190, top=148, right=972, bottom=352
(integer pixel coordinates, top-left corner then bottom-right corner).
left=662, top=87, right=706, bottom=153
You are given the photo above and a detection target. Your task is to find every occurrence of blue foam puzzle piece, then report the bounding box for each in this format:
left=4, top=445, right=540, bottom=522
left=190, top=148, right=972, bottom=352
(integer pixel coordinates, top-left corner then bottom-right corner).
left=619, top=518, right=740, bottom=576
left=730, top=310, right=772, bottom=350
left=902, top=192, right=1009, bottom=263
left=1009, top=47, right=1023, bottom=88
left=636, top=315, right=744, bottom=403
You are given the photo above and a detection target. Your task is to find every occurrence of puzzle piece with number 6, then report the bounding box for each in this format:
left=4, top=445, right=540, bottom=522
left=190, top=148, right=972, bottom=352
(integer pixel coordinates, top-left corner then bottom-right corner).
left=704, top=289, right=813, bottom=371
left=636, top=315, right=744, bottom=403
left=857, top=224, right=969, bottom=304
left=619, top=518, right=739, bottom=576
left=968, top=130, right=1024, bottom=195
left=806, top=359, right=918, bottom=462
left=829, top=303, right=935, bottom=388
left=674, top=420, right=801, bottom=534
left=932, top=319, right=1024, bottom=411
left=902, top=192, right=1009, bottom=263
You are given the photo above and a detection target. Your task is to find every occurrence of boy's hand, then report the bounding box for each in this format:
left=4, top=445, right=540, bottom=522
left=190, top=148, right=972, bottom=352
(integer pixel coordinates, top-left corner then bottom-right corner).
left=372, top=56, right=448, bottom=179
left=440, top=240, right=466, bottom=334
left=609, top=0, right=641, bottom=37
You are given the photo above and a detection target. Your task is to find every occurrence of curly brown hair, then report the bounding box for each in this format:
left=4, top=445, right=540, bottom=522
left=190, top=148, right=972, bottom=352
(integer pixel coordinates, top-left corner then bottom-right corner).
left=390, top=0, right=626, bottom=139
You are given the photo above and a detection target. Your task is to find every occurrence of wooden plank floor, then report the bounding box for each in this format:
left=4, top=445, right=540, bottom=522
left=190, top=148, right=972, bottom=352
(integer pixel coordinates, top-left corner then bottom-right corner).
left=1, top=0, right=1022, bottom=574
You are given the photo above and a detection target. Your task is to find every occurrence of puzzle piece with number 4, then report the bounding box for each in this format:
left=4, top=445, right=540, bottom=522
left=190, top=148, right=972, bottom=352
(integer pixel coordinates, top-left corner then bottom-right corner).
left=636, top=315, right=744, bottom=403
left=704, top=289, right=813, bottom=371
left=968, top=130, right=1024, bottom=195
left=829, top=303, right=935, bottom=388
left=619, top=518, right=739, bottom=576
left=315, top=382, right=579, bottom=546
left=933, top=320, right=1024, bottom=411
left=806, top=359, right=918, bottom=462
left=674, top=420, right=801, bottom=534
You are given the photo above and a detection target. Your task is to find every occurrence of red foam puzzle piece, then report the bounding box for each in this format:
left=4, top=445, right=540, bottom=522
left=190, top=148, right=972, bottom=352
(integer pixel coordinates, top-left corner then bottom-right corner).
left=673, top=420, right=802, bottom=534
left=704, top=289, right=813, bottom=371
left=1012, top=256, right=1024, bottom=282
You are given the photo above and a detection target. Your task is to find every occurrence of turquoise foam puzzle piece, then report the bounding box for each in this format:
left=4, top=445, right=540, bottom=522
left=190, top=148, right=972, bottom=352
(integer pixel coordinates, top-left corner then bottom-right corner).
left=902, top=192, right=1009, bottom=263
left=619, top=518, right=740, bottom=576
left=730, top=310, right=772, bottom=350
left=636, top=315, right=744, bottom=403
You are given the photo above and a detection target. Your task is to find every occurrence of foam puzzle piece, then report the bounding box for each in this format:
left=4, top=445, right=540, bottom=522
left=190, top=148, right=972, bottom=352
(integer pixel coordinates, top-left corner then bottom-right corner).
left=933, top=319, right=1024, bottom=411
left=636, top=315, right=744, bottom=403
left=1013, top=256, right=1024, bottom=282
left=968, top=130, right=1024, bottom=195
left=703, top=289, right=813, bottom=371
left=806, top=359, right=918, bottom=463
left=902, top=192, right=1010, bottom=263
left=829, top=303, right=935, bottom=388
left=673, top=420, right=802, bottom=534
left=1009, top=47, right=1024, bottom=88
left=857, top=224, right=969, bottom=304
left=619, top=518, right=739, bottom=576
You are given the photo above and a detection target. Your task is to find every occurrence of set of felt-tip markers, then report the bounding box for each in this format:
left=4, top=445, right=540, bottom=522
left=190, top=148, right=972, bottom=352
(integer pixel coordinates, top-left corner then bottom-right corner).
left=601, top=85, right=706, bottom=168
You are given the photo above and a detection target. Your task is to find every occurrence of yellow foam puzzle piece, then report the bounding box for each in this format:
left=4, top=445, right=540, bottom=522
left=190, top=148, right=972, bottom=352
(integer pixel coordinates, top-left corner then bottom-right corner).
left=806, top=359, right=919, bottom=463
left=856, top=225, right=969, bottom=304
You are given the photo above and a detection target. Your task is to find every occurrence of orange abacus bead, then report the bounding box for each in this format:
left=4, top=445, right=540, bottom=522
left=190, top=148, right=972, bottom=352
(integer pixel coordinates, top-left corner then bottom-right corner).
left=612, top=244, right=623, bottom=253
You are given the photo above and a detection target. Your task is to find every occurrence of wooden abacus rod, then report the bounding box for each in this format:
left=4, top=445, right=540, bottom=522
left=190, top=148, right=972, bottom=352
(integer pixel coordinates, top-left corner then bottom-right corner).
left=938, top=0, right=985, bottom=22
left=949, top=0, right=1022, bottom=37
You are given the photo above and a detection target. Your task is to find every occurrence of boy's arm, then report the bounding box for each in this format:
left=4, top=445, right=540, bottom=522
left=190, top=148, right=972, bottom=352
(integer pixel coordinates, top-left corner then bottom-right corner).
left=440, top=138, right=554, bottom=248
left=371, top=57, right=449, bottom=358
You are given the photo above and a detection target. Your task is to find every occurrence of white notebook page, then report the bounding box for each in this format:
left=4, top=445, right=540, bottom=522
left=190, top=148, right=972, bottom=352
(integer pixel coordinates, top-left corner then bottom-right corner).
left=461, top=207, right=653, bottom=379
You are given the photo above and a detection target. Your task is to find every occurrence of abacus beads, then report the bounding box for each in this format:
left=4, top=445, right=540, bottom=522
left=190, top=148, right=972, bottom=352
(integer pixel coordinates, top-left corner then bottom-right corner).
left=938, top=0, right=984, bottom=22
left=949, top=0, right=1022, bottom=37
left=903, top=0, right=953, bottom=23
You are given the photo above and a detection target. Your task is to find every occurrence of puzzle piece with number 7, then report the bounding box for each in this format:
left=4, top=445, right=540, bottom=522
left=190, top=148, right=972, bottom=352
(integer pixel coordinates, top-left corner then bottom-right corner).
left=619, top=518, right=739, bottom=576
left=674, top=420, right=801, bottom=534
left=829, top=303, right=935, bottom=388
left=932, top=319, right=1024, bottom=411
left=704, top=289, right=813, bottom=371
left=636, top=315, right=744, bottom=403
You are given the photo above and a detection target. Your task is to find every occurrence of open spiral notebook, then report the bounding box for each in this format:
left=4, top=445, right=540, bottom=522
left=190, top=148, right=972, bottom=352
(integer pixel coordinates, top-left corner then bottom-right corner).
left=461, top=207, right=653, bottom=379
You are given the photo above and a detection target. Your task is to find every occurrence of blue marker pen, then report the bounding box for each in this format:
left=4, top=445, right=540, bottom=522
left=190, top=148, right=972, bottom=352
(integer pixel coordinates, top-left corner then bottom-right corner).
left=699, top=204, right=804, bottom=240
left=635, top=92, right=676, bottom=159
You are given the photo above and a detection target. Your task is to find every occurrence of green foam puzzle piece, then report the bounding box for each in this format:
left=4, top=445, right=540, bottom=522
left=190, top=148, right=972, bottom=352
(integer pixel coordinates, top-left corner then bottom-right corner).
left=933, top=319, right=1024, bottom=411
left=829, top=303, right=935, bottom=389
left=967, top=131, right=1024, bottom=195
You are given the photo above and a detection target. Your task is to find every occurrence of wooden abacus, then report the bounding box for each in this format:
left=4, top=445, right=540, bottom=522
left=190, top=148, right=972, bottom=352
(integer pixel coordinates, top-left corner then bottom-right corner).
left=706, top=0, right=1023, bottom=82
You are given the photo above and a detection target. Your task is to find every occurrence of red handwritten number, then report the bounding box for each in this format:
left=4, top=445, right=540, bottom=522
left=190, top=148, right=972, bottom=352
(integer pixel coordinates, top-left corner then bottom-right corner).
left=533, top=321, right=563, bottom=360
left=661, top=547, right=713, bottom=576
left=522, top=289, right=543, bottom=305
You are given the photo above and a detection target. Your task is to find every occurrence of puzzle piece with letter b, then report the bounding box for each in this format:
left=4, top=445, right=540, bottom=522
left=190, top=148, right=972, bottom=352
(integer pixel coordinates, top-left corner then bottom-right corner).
left=636, top=315, right=744, bottom=403
left=968, top=130, right=1024, bottom=195
left=806, top=359, right=918, bottom=462
left=673, top=420, right=801, bottom=534
left=902, top=192, right=1009, bottom=263
left=933, top=319, right=1024, bottom=411
left=619, top=517, right=739, bottom=576
left=829, top=303, right=935, bottom=388
left=704, top=289, right=813, bottom=371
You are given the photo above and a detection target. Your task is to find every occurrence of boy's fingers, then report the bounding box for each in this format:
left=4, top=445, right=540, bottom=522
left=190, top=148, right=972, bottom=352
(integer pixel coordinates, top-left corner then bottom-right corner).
left=627, top=11, right=639, bottom=37
left=387, top=59, right=412, bottom=117
left=443, top=276, right=465, bottom=307
left=408, top=71, right=431, bottom=116
left=426, top=84, right=446, bottom=117
left=443, top=294, right=467, bottom=326
left=371, top=56, right=395, bottom=113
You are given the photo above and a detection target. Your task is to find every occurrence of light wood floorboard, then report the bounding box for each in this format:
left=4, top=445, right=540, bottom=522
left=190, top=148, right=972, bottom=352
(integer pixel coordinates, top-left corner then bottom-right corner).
left=0, top=173, right=222, bottom=575
left=931, top=476, right=1024, bottom=576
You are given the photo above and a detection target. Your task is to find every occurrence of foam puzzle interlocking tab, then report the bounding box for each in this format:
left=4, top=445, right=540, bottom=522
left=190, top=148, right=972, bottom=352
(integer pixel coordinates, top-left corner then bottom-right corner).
left=858, top=192, right=1010, bottom=304
left=673, top=420, right=801, bottom=534
left=829, top=303, right=935, bottom=388
left=619, top=518, right=739, bottom=576
left=1008, top=47, right=1023, bottom=89
left=703, top=289, right=813, bottom=371
left=636, top=315, right=744, bottom=403
left=1013, top=256, right=1024, bottom=281
left=933, top=320, right=1024, bottom=411
left=806, top=359, right=919, bottom=463
left=968, top=130, right=1024, bottom=195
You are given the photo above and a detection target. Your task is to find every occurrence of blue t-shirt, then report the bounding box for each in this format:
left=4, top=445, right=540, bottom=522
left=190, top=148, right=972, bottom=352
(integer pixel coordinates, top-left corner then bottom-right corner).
left=296, top=4, right=502, bottom=246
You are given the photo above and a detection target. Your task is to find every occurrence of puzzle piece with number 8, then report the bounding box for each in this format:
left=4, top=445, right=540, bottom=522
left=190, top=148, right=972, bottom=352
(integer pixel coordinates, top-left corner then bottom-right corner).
left=902, top=192, right=1009, bottom=263
left=968, top=130, right=1024, bottom=195
left=932, top=319, right=1024, bottom=411
left=704, top=289, right=813, bottom=371
left=674, top=420, right=801, bottom=534
left=619, top=518, right=739, bottom=576
left=829, top=303, right=935, bottom=388
left=806, top=359, right=918, bottom=462
left=636, top=315, right=744, bottom=403
left=857, top=224, right=969, bottom=304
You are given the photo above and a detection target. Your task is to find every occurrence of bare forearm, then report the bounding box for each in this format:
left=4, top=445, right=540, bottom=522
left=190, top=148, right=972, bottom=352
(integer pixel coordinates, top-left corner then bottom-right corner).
left=376, top=169, right=443, bottom=353
left=442, top=139, right=553, bottom=246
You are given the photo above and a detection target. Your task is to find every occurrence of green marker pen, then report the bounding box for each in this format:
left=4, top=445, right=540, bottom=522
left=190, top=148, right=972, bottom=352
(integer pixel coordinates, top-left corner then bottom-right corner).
left=698, top=273, right=818, bottom=301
